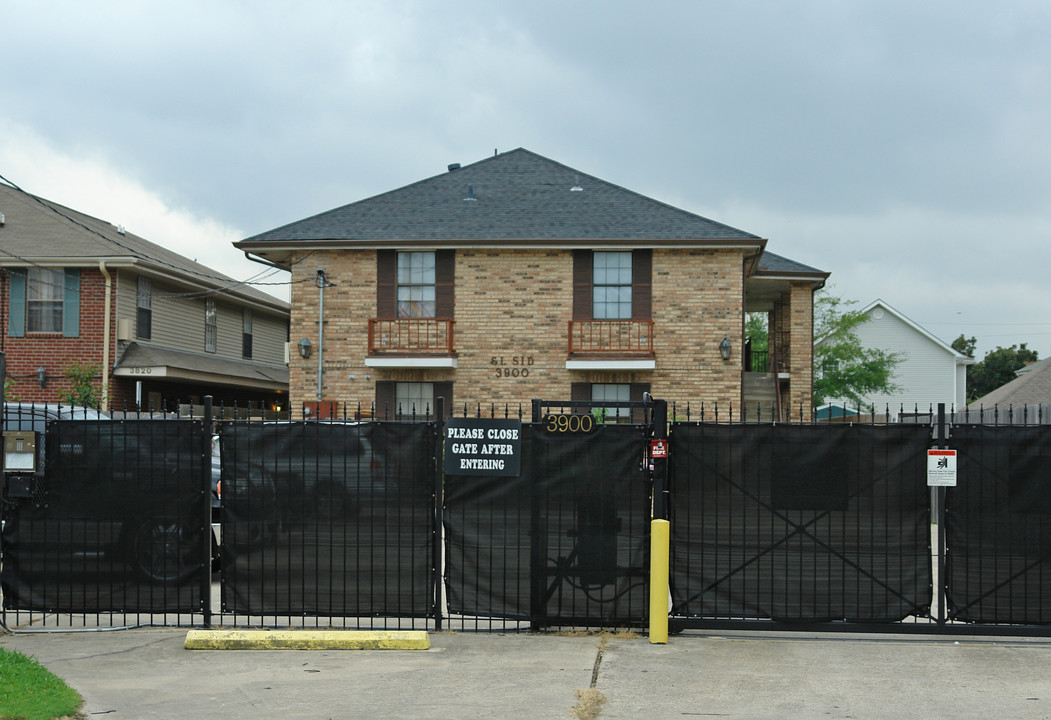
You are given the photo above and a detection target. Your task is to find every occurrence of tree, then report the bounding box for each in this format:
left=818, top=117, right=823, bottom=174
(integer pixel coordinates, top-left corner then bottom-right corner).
left=745, top=312, right=768, bottom=352
left=2, top=377, right=18, bottom=402
left=951, top=334, right=977, bottom=358
left=813, top=291, right=901, bottom=407
left=58, top=362, right=101, bottom=407
left=966, top=343, right=1038, bottom=402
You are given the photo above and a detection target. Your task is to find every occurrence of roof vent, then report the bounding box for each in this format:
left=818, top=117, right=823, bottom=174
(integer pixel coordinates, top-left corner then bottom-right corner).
left=448, top=163, right=461, bottom=172
left=117, top=225, right=126, bottom=235
left=0, top=212, right=5, bottom=225
left=464, top=184, right=477, bottom=202
left=570, top=175, right=583, bottom=192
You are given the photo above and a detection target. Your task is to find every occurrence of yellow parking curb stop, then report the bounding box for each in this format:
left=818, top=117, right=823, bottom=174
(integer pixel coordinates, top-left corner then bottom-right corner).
left=185, top=629, right=431, bottom=650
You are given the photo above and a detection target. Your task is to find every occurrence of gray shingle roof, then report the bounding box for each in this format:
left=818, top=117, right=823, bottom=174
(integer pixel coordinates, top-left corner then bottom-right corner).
left=239, top=148, right=765, bottom=246
left=0, top=181, right=287, bottom=311
left=969, top=357, right=1051, bottom=408
left=116, top=342, right=289, bottom=385
left=755, top=251, right=827, bottom=276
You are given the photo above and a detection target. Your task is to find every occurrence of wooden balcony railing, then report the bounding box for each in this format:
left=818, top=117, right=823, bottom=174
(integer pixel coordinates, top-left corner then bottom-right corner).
left=368, top=318, right=455, bottom=355
left=568, top=320, right=655, bottom=357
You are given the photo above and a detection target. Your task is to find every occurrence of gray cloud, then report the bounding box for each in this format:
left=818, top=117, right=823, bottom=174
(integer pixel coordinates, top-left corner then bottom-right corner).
left=3, top=0, right=1050, bottom=355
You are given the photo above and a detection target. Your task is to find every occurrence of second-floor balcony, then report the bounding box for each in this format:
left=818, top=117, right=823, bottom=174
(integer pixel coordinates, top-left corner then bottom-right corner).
left=366, top=318, right=457, bottom=368
left=567, top=320, right=655, bottom=369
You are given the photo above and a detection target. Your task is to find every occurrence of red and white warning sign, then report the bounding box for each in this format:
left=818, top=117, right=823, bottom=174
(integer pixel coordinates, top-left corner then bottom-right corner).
left=927, top=449, right=957, bottom=487
left=650, top=439, right=668, bottom=459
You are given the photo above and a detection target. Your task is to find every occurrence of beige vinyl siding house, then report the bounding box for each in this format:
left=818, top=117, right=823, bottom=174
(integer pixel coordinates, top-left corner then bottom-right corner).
left=114, top=272, right=287, bottom=365
left=0, top=180, right=290, bottom=411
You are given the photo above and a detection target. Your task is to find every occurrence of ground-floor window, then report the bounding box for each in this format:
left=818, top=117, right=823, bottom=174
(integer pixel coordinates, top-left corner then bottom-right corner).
left=591, top=383, right=632, bottom=422
left=396, top=382, right=434, bottom=417
left=376, top=380, right=452, bottom=420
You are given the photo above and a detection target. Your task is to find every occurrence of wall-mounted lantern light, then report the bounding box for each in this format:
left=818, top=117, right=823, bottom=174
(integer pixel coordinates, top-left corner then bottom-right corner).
left=297, top=338, right=312, bottom=359
left=719, top=335, right=732, bottom=362
left=36, top=366, right=47, bottom=388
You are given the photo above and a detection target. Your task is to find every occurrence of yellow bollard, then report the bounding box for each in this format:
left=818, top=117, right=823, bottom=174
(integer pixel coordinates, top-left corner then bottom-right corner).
left=649, top=518, right=670, bottom=644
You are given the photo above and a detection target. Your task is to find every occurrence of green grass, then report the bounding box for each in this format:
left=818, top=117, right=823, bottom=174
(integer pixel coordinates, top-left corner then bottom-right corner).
left=0, top=647, right=82, bottom=720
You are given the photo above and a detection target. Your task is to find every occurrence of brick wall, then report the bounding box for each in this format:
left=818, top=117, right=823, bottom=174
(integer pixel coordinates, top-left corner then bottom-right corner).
left=1, top=267, right=115, bottom=405
left=287, top=247, right=749, bottom=415
left=784, top=281, right=815, bottom=415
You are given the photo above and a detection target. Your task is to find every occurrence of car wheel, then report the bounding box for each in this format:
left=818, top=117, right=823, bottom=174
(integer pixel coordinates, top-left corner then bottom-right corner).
left=133, top=519, right=202, bottom=583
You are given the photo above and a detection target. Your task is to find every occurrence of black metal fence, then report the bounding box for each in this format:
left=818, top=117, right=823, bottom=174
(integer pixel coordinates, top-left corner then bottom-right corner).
left=668, top=422, right=932, bottom=628
left=219, top=420, right=437, bottom=626
left=1, top=404, right=211, bottom=628
left=4, top=400, right=1051, bottom=635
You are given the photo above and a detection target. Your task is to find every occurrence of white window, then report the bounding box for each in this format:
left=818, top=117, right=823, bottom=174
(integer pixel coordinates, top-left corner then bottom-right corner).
left=592, top=251, right=632, bottom=319
left=591, top=383, right=631, bottom=422
left=397, top=251, right=436, bottom=318
left=205, top=298, right=217, bottom=353
left=26, top=268, right=64, bottom=333
left=396, top=382, right=434, bottom=417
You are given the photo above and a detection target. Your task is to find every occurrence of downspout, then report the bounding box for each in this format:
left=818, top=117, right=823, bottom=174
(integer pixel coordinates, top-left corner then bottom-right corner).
left=242, top=250, right=287, bottom=272
left=317, top=270, right=326, bottom=403
left=99, top=261, right=112, bottom=412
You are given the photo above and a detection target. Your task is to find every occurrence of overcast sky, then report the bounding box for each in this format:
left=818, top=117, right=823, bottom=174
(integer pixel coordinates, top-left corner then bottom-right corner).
left=2, top=1, right=1049, bottom=357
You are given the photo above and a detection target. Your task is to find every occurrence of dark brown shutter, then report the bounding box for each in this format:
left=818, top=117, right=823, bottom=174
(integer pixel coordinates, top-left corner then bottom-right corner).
left=572, top=250, right=593, bottom=321
left=632, top=250, right=652, bottom=321
left=433, top=381, right=453, bottom=418
left=435, top=250, right=455, bottom=318
left=571, top=382, right=590, bottom=403
left=377, top=250, right=397, bottom=318
left=375, top=381, right=395, bottom=420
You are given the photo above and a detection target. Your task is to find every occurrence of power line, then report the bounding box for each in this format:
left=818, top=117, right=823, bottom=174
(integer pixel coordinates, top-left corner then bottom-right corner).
left=0, top=247, right=311, bottom=303
left=0, top=171, right=307, bottom=293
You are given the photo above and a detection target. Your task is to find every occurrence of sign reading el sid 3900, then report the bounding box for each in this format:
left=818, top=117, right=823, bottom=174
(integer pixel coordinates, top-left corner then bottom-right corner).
left=444, top=418, right=522, bottom=477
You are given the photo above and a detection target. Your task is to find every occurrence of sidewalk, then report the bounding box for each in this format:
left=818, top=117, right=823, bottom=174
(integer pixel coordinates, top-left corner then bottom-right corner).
left=4, top=628, right=1051, bottom=719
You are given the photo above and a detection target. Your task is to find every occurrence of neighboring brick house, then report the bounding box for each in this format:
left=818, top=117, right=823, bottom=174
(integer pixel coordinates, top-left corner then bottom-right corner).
left=235, top=149, right=827, bottom=418
left=1, top=181, right=290, bottom=412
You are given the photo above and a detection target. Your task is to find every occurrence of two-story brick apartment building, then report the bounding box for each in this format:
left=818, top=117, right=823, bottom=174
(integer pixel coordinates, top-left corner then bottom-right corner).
left=235, top=149, right=827, bottom=418
left=1, top=181, right=290, bottom=412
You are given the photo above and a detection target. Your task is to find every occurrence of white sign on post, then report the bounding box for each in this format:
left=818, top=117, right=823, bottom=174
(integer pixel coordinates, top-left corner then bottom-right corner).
left=927, top=449, right=957, bottom=487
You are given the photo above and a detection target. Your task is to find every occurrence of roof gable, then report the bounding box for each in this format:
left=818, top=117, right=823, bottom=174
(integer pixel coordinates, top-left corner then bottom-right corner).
left=859, top=299, right=974, bottom=365
left=238, top=148, right=765, bottom=246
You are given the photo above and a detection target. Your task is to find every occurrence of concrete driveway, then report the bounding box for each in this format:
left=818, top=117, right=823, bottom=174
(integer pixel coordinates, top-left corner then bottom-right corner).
left=3, top=628, right=1051, bottom=719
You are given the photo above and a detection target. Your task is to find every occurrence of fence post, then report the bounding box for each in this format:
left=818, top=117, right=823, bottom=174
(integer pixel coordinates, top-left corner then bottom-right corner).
left=203, top=395, right=213, bottom=626
left=649, top=397, right=669, bottom=644
left=936, top=402, right=947, bottom=625
left=434, top=396, right=445, bottom=632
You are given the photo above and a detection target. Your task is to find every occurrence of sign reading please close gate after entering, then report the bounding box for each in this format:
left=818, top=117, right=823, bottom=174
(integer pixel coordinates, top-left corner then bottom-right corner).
left=444, top=418, right=522, bottom=477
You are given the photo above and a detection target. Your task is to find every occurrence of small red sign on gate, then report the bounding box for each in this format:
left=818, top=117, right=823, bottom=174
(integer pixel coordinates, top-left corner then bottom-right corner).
left=650, top=439, right=668, bottom=458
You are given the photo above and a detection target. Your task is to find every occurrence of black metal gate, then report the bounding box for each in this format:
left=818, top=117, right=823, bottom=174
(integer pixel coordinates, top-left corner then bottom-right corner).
left=8, top=399, right=1051, bottom=636
left=442, top=400, right=656, bottom=630
left=668, top=422, right=933, bottom=628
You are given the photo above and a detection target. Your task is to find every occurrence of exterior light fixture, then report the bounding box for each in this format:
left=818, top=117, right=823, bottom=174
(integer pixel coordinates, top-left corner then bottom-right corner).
left=36, top=366, right=47, bottom=388
left=297, top=338, right=313, bottom=359
left=719, top=335, right=732, bottom=362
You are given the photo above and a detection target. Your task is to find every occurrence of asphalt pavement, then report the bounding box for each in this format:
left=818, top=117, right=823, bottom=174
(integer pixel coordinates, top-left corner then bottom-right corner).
left=4, top=627, right=1051, bottom=719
